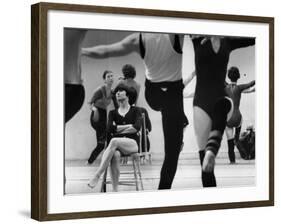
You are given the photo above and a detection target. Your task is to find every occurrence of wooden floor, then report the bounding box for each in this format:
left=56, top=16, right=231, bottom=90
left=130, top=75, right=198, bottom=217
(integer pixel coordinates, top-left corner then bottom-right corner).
left=65, top=152, right=255, bottom=195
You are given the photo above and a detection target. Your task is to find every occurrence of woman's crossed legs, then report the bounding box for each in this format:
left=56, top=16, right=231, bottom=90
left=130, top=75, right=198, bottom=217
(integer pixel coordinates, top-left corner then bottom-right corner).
left=88, top=137, right=138, bottom=191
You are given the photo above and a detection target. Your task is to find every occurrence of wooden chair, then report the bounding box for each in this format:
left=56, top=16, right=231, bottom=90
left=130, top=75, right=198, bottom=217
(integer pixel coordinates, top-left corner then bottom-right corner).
left=100, top=150, right=144, bottom=192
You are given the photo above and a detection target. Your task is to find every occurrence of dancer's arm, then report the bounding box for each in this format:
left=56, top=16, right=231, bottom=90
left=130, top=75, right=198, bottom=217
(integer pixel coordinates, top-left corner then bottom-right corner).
left=82, top=33, right=140, bottom=59
left=183, top=70, right=196, bottom=87
left=184, top=91, right=194, bottom=98
left=239, top=80, right=255, bottom=91
left=229, top=37, right=255, bottom=51
left=243, top=87, right=255, bottom=93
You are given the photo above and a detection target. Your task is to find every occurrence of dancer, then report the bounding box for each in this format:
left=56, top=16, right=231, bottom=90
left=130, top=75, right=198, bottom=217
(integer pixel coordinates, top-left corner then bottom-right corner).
left=88, top=84, right=141, bottom=191
left=64, top=29, right=87, bottom=123
left=191, top=35, right=255, bottom=187
left=87, top=70, right=115, bottom=164
left=82, top=32, right=188, bottom=189
left=118, top=64, right=141, bottom=105
left=225, top=66, right=255, bottom=163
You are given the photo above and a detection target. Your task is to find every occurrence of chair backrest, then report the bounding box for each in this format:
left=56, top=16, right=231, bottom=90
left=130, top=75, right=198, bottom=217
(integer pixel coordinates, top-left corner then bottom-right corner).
left=141, top=112, right=148, bottom=154
left=138, top=112, right=152, bottom=164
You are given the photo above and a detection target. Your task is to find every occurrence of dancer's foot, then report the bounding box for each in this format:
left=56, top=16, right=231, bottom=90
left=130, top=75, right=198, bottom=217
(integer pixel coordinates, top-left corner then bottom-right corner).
left=202, top=150, right=215, bottom=172
left=87, top=176, right=99, bottom=189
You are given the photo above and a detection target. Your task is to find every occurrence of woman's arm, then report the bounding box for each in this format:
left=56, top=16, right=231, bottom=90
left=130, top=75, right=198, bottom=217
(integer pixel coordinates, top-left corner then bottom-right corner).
left=119, top=108, right=142, bottom=134
left=132, top=109, right=142, bottom=132
left=119, top=125, right=138, bottom=134
left=116, top=124, right=133, bottom=133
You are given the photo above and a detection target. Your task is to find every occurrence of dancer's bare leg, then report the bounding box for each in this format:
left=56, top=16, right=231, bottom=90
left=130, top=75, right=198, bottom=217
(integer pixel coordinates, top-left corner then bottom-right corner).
left=193, top=106, right=216, bottom=171
left=110, top=151, right=121, bottom=192
left=193, top=106, right=212, bottom=150
left=193, top=106, right=218, bottom=187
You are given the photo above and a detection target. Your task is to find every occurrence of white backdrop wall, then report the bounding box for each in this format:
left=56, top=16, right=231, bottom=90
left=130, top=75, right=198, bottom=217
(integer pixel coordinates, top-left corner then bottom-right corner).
left=0, top=0, right=280, bottom=224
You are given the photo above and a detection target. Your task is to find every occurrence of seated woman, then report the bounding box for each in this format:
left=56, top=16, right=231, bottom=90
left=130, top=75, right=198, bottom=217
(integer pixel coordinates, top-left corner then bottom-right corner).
left=88, top=84, right=142, bottom=192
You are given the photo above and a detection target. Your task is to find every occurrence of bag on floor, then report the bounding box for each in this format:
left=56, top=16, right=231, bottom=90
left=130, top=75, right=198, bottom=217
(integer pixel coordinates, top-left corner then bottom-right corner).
left=236, top=129, right=255, bottom=160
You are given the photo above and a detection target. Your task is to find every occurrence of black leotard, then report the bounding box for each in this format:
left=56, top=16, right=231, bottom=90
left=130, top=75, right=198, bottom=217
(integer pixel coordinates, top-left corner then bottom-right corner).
left=65, top=84, right=85, bottom=123
left=192, top=37, right=255, bottom=119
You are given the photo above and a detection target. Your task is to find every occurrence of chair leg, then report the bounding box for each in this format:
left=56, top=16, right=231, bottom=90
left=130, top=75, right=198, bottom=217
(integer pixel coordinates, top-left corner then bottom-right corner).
left=100, top=155, right=144, bottom=192
left=132, top=159, right=139, bottom=191
left=136, top=158, right=144, bottom=190
left=100, top=167, right=108, bottom=192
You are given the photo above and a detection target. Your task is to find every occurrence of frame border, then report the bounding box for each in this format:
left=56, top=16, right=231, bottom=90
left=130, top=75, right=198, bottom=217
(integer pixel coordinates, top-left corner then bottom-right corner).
left=31, top=2, right=274, bottom=221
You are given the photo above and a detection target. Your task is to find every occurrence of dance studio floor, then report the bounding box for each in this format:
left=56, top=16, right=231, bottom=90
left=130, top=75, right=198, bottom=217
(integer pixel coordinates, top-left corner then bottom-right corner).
left=65, top=151, right=255, bottom=195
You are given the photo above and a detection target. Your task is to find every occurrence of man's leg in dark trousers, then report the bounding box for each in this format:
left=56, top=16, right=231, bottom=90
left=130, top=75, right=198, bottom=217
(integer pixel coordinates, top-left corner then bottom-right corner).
left=158, top=90, right=183, bottom=189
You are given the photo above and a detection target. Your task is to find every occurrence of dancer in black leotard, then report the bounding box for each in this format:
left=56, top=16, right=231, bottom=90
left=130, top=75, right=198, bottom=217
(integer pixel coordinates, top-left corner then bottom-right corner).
left=191, top=35, right=255, bottom=187
left=225, top=66, right=255, bottom=163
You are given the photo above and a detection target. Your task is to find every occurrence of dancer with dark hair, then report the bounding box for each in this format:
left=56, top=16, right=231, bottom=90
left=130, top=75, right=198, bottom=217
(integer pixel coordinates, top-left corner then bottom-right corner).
left=82, top=32, right=188, bottom=189
left=87, top=70, right=115, bottom=164
left=191, top=35, right=255, bottom=187
left=118, top=64, right=141, bottom=105
left=225, top=66, right=255, bottom=163
left=88, top=84, right=141, bottom=191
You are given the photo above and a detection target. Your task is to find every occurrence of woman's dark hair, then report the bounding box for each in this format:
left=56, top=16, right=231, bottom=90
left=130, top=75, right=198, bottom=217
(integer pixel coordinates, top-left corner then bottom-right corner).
left=102, top=70, right=113, bottom=80
left=122, top=64, right=136, bottom=79
left=114, top=83, right=137, bottom=105
left=227, top=66, right=240, bottom=82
